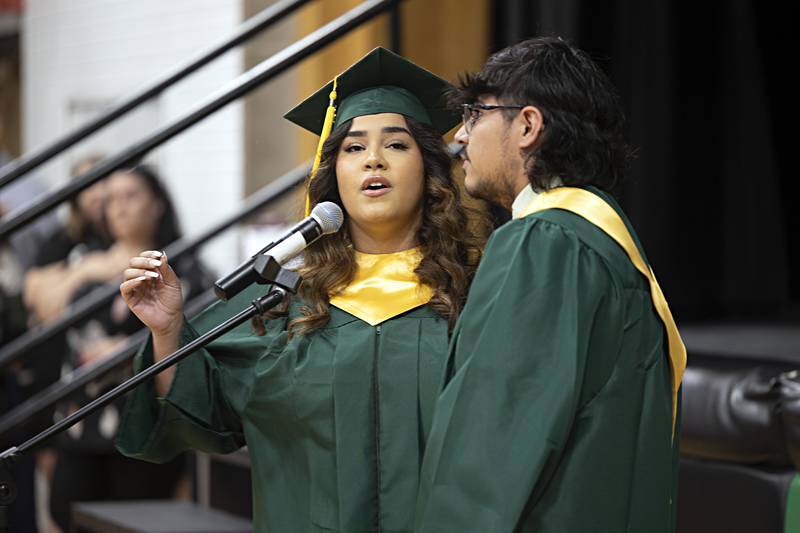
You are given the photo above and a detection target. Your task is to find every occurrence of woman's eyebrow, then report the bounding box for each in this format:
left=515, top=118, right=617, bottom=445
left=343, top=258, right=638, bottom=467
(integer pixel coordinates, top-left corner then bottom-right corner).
left=346, top=126, right=412, bottom=137
left=382, top=126, right=411, bottom=135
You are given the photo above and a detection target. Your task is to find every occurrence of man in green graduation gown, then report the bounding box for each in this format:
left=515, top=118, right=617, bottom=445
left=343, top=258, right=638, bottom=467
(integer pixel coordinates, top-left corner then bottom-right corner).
left=415, top=37, right=686, bottom=532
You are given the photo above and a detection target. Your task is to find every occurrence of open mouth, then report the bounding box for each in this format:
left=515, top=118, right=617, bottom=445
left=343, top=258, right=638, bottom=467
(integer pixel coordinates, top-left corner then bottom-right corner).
left=361, top=176, right=392, bottom=194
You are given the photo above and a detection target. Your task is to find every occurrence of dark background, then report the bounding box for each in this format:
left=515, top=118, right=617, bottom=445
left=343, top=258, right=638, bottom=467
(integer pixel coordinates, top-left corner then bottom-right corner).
left=491, top=0, right=796, bottom=323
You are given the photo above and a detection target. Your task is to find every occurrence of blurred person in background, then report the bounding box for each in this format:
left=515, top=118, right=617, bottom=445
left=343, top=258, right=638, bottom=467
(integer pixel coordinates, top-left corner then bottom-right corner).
left=0, top=204, right=26, bottom=345
left=23, top=156, right=111, bottom=324
left=15, top=156, right=113, bottom=532
left=0, top=201, right=37, bottom=533
left=46, top=165, right=211, bottom=532
left=0, top=107, right=63, bottom=273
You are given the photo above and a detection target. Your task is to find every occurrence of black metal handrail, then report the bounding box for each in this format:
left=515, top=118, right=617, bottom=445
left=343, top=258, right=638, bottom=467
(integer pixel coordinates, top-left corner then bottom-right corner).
left=0, top=0, right=312, bottom=191
left=0, top=0, right=400, bottom=240
left=0, top=161, right=308, bottom=371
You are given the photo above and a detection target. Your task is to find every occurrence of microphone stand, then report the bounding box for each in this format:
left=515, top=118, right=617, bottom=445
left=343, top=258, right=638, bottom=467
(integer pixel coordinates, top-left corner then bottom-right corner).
left=0, top=256, right=301, bottom=532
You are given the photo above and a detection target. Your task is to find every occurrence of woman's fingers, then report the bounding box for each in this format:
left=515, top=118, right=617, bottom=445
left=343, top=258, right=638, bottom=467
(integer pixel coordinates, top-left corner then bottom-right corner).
left=122, top=267, right=160, bottom=282
left=123, top=251, right=182, bottom=305
left=128, top=255, right=162, bottom=270
left=119, top=275, right=149, bottom=298
left=135, top=250, right=176, bottom=282
left=139, top=250, right=164, bottom=260
left=155, top=250, right=180, bottom=287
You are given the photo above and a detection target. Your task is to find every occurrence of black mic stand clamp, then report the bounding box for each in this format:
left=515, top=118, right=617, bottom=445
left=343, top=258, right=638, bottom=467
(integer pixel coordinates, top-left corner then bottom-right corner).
left=251, top=255, right=301, bottom=307
left=0, top=256, right=300, bottom=532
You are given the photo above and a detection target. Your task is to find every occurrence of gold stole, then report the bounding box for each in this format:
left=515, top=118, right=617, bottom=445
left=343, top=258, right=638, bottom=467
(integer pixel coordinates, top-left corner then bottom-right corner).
left=519, top=187, right=686, bottom=434
left=329, top=247, right=433, bottom=326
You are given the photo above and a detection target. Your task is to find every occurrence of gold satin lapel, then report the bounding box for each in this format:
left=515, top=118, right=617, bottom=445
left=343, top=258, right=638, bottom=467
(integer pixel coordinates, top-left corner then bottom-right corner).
left=329, top=248, right=433, bottom=326
left=520, top=187, right=686, bottom=435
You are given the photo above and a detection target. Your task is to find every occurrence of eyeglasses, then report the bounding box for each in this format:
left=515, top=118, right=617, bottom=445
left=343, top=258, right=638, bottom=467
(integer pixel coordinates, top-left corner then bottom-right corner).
left=461, top=103, right=525, bottom=133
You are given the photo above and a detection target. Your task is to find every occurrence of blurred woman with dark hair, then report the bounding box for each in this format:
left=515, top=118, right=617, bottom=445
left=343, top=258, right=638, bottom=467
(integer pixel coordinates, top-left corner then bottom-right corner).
left=47, top=165, right=211, bottom=533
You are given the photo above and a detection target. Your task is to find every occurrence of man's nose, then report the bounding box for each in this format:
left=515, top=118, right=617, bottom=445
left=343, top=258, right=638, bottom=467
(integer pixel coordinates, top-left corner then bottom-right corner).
left=454, top=124, right=469, bottom=145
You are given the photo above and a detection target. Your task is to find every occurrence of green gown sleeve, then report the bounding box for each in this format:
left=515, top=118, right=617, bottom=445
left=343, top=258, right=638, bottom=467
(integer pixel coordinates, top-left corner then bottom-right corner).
left=415, top=217, right=625, bottom=532
left=116, top=286, right=284, bottom=463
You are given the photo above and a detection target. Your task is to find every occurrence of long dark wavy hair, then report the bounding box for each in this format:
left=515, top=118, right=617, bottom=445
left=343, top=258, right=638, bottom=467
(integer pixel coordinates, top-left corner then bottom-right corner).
left=256, top=115, right=486, bottom=337
left=450, top=36, right=633, bottom=192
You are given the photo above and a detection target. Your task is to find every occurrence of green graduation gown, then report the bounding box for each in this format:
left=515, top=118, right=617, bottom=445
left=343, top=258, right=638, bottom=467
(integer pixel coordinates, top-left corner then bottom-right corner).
left=116, top=285, right=449, bottom=533
left=415, top=189, right=680, bottom=533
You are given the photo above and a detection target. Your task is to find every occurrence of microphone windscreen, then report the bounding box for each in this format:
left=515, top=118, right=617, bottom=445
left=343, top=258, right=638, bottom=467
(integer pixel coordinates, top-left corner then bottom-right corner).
left=311, top=202, right=344, bottom=234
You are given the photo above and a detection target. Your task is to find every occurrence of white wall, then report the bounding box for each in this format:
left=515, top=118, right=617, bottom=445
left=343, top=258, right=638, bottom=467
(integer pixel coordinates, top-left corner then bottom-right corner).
left=22, top=0, right=249, bottom=275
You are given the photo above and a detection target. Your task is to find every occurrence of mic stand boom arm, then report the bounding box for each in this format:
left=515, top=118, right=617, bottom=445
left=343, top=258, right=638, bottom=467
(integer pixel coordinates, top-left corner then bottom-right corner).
left=0, top=256, right=301, bottom=532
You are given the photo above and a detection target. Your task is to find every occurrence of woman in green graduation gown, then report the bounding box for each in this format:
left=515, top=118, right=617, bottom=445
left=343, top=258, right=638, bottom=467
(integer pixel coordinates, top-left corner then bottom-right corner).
left=115, top=47, right=483, bottom=533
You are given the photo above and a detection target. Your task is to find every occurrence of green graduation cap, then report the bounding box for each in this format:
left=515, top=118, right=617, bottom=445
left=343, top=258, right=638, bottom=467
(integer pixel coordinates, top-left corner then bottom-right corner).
left=285, top=46, right=459, bottom=137
left=285, top=47, right=459, bottom=215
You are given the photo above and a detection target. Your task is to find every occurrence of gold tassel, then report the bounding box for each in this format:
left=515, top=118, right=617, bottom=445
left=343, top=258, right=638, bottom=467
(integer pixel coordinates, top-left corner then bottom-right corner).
left=305, top=77, right=338, bottom=216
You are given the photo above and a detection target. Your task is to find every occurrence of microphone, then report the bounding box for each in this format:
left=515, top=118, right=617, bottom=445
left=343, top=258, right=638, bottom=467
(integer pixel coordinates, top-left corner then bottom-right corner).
left=214, top=201, right=344, bottom=300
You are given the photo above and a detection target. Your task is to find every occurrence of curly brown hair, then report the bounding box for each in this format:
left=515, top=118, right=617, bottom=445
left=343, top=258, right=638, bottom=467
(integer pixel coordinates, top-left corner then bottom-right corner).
left=255, top=115, right=486, bottom=337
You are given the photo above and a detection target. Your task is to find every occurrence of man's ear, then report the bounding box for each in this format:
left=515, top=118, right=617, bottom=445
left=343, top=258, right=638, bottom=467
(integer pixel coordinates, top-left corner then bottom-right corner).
left=518, top=105, right=545, bottom=149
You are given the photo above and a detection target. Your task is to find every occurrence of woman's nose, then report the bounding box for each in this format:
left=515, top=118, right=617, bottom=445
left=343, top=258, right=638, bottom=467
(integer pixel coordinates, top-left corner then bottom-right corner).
left=364, top=150, right=386, bottom=170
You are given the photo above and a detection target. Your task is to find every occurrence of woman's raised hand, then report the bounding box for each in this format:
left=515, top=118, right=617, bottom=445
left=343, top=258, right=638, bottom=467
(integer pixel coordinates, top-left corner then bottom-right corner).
left=120, top=250, right=184, bottom=336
